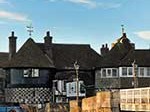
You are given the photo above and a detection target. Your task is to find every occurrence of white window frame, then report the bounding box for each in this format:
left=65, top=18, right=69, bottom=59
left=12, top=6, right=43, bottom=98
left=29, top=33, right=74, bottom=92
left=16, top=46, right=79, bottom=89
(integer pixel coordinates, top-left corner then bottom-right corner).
left=122, top=67, right=127, bottom=77
left=128, top=67, right=133, bottom=76
left=107, top=68, right=112, bottom=77
left=32, top=69, right=39, bottom=77
left=112, top=68, right=118, bottom=77
left=23, top=69, right=32, bottom=77
left=120, top=67, right=133, bottom=77
left=101, top=68, right=118, bottom=78
left=23, top=69, right=39, bottom=78
left=101, top=69, right=106, bottom=78
left=138, top=67, right=145, bottom=77
left=147, top=67, right=150, bottom=77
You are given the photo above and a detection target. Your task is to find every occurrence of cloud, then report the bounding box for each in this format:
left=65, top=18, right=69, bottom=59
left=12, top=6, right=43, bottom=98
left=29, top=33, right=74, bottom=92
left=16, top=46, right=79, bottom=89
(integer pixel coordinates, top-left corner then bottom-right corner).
left=0, top=0, right=7, bottom=3
left=66, top=0, right=97, bottom=8
left=98, top=2, right=121, bottom=9
left=134, top=31, right=150, bottom=40
left=48, top=0, right=121, bottom=9
left=0, top=0, right=12, bottom=6
left=0, top=10, right=30, bottom=22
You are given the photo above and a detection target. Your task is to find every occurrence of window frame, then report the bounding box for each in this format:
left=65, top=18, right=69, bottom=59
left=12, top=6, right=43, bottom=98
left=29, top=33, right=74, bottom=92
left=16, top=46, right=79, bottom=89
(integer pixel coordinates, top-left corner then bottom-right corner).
left=23, top=69, right=39, bottom=78
left=122, top=67, right=127, bottom=76
left=139, top=67, right=145, bottom=77
left=128, top=67, right=133, bottom=76
left=147, top=67, right=150, bottom=77
left=101, top=68, right=118, bottom=78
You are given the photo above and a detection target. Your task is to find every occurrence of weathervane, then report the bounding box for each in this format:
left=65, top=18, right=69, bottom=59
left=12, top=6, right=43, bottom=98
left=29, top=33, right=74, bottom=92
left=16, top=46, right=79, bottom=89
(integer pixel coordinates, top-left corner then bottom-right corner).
left=26, top=23, right=33, bottom=38
left=121, top=24, right=125, bottom=34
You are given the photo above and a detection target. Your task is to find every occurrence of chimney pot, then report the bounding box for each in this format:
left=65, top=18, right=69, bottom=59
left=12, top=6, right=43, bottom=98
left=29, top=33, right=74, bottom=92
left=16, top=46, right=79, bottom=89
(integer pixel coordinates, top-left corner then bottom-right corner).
left=102, top=44, right=104, bottom=48
left=100, top=43, right=109, bottom=56
left=44, top=31, right=52, bottom=44
left=11, top=31, right=14, bottom=37
left=106, top=44, right=108, bottom=48
left=47, top=31, right=50, bottom=37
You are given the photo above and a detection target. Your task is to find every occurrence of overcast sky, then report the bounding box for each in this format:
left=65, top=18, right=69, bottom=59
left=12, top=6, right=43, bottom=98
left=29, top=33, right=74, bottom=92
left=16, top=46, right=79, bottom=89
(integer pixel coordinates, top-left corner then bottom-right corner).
left=0, top=0, right=150, bottom=53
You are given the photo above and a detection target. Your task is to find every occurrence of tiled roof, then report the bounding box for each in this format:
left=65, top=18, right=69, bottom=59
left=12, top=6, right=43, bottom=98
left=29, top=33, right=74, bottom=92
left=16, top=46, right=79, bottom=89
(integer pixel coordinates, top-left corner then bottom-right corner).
left=0, top=53, right=9, bottom=67
left=5, top=38, right=54, bottom=68
left=37, top=43, right=102, bottom=69
left=99, top=33, right=133, bottom=67
left=3, top=37, right=102, bottom=69
left=120, top=49, right=150, bottom=67
left=52, top=44, right=102, bottom=69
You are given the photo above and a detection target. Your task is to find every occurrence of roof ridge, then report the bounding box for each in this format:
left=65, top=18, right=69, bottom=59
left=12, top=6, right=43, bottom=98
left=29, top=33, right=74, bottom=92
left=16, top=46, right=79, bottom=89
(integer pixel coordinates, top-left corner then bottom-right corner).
left=53, top=43, right=90, bottom=46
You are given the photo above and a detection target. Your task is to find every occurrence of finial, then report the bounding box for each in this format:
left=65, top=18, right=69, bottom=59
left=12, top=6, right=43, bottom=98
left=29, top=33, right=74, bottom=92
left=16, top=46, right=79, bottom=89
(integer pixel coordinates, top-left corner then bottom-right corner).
left=121, top=24, right=125, bottom=34
left=26, top=23, right=33, bottom=38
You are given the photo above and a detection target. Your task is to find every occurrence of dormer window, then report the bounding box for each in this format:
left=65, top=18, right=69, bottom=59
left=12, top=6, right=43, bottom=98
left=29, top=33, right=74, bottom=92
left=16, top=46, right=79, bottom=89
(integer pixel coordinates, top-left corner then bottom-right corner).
left=23, top=69, right=39, bottom=77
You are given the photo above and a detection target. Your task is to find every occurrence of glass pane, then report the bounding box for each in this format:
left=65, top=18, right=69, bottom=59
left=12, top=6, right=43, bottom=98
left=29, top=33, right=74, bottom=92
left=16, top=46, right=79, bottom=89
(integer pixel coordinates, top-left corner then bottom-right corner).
left=112, top=69, right=117, bottom=77
left=32, top=69, right=39, bottom=77
left=147, top=68, right=150, bottom=76
left=102, top=69, right=106, bottom=77
left=128, top=68, right=132, bottom=76
left=23, top=69, right=31, bottom=77
left=122, top=67, right=127, bottom=76
left=140, top=68, right=144, bottom=76
left=107, top=69, right=111, bottom=77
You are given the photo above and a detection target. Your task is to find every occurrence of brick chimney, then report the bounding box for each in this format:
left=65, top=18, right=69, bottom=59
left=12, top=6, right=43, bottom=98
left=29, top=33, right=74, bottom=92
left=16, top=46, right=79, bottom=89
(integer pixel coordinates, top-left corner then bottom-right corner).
left=9, top=31, right=17, bottom=60
left=44, top=31, right=53, bottom=59
left=44, top=31, right=52, bottom=46
left=100, top=43, right=109, bottom=56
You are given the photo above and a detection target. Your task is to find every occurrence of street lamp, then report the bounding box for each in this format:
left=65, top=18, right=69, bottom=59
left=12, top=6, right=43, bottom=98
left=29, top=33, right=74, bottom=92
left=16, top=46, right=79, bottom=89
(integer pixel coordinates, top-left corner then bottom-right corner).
left=74, top=61, right=80, bottom=111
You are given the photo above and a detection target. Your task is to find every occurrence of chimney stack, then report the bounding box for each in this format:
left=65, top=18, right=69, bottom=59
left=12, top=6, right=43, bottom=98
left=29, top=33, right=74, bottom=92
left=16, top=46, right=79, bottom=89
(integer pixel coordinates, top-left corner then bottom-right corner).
left=9, top=31, right=17, bottom=60
left=44, top=31, right=52, bottom=46
left=44, top=31, right=53, bottom=59
left=100, top=43, right=109, bottom=56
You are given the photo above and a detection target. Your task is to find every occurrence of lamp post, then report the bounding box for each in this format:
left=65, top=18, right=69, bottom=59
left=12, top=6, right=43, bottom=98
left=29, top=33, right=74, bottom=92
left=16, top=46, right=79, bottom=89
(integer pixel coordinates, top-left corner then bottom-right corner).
left=132, top=60, right=138, bottom=88
left=74, top=61, right=80, bottom=111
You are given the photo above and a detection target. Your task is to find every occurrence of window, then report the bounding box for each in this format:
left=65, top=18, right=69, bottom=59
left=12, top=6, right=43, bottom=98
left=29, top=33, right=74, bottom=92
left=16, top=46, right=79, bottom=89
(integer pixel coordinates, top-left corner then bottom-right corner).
left=147, top=68, right=150, bottom=76
left=139, top=68, right=144, bottom=76
left=122, top=67, right=127, bottom=76
left=96, top=70, right=101, bottom=78
left=128, top=68, right=132, bottom=76
left=102, top=69, right=106, bottom=77
left=23, top=69, right=32, bottom=77
left=23, top=69, right=39, bottom=77
left=107, top=69, right=111, bottom=77
left=32, top=69, right=39, bottom=77
left=112, top=69, right=117, bottom=77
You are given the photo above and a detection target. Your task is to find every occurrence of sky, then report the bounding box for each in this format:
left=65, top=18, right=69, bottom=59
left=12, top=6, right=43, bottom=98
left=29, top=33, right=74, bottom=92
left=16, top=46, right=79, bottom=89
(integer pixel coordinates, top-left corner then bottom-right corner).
left=0, top=0, right=150, bottom=53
